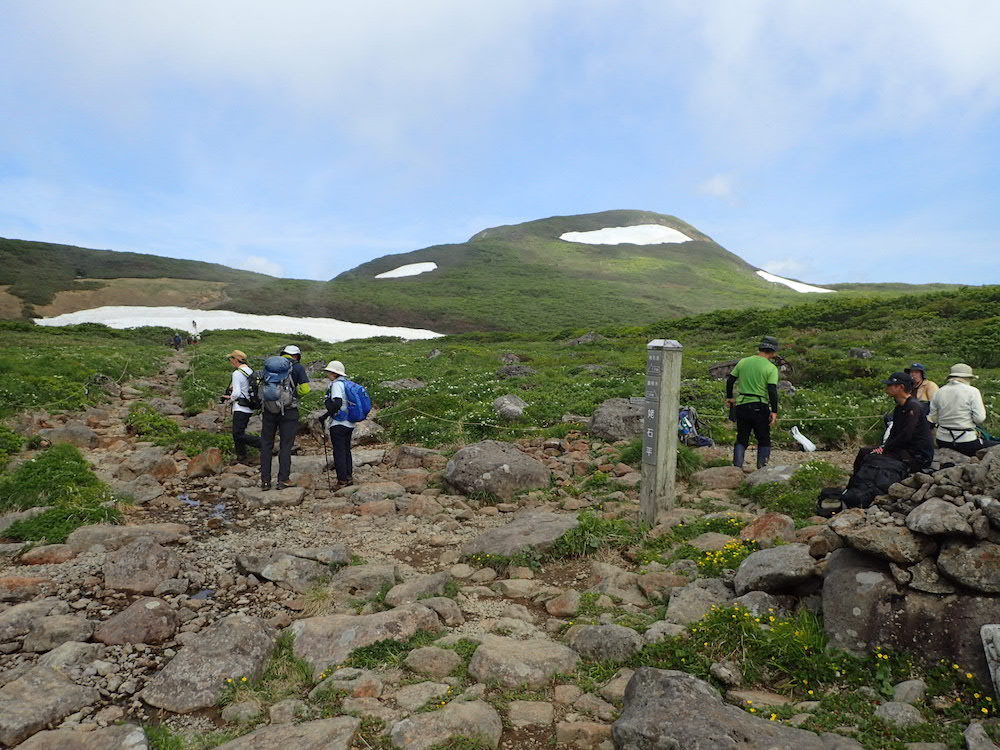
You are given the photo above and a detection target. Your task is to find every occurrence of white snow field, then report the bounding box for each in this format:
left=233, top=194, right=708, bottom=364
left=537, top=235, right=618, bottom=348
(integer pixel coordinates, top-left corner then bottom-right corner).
left=559, top=224, right=692, bottom=245
left=35, top=306, right=443, bottom=343
left=755, top=270, right=835, bottom=294
left=375, top=262, right=438, bottom=279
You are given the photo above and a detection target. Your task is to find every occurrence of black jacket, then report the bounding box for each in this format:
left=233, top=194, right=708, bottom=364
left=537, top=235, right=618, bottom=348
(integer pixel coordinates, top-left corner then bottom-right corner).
left=884, top=396, right=934, bottom=469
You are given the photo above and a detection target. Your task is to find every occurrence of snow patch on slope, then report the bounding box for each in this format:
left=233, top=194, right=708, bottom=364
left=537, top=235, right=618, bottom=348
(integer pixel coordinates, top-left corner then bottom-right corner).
left=35, top=306, right=442, bottom=343
left=560, top=225, right=692, bottom=245
left=375, top=262, right=438, bottom=279
left=755, top=270, right=835, bottom=294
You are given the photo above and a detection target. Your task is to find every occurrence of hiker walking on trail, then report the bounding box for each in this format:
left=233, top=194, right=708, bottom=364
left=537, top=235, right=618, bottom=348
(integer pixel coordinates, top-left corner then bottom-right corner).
left=173, top=332, right=182, bottom=350
left=725, top=336, right=780, bottom=470
left=855, top=372, right=934, bottom=473
left=905, top=363, right=938, bottom=415
left=222, top=350, right=261, bottom=465
left=259, top=345, right=311, bottom=491
left=929, top=363, right=987, bottom=456
left=320, top=360, right=356, bottom=487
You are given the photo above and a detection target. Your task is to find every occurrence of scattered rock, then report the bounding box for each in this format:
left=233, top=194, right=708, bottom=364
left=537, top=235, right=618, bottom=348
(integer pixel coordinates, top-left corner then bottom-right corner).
left=493, top=394, right=528, bottom=421
left=15, top=725, right=149, bottom=749
left=103, top=536, right=181, bottom=593
left=93, top=597, right=178, bottom=645
left=213, top=717, right=361, bottom=750
left=446, top=441, right=551, bottom=499
left=733, top=544, right=817, bottom=595
left=188, top=446, right=224, bottom=478
left=690, top=466, right=746, bottom=490
left=0, top=666, right=100, bottom=747
left=468, top=636, right=579, bottom=688
left=462, top=511, right=578, bottom=558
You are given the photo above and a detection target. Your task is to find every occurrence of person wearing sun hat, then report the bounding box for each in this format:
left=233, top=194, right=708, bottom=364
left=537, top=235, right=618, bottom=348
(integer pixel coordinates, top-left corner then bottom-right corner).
left=928, top=363, right=987, bottom=456
left=222, top=350, right=261, bottom=465
left=903, top=363, right=938, bottom=414
left=319, top=360, right=355, bottom=486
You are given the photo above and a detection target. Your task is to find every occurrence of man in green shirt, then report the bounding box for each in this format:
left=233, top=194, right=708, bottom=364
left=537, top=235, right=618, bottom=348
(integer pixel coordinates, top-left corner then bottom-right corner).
left=725, top=336, right=780, bottom=470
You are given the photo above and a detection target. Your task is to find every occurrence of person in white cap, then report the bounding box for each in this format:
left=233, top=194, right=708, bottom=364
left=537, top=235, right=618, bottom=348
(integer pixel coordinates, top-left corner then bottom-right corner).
left=928, top=363, right=987, bottom=456
left=319, top=360, right=355, bottom=486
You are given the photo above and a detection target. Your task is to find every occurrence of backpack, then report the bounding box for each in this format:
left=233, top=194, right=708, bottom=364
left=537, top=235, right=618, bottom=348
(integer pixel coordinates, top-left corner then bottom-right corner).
left=816, top=487, right=847, bottom=518
left=235, top=367, right=262, bottom=410
left=339, top=378, right=373, bottom=422
left=841, top=453, right=909, bottom=509
left=260, top=356, right=296, bottom=414
left=678, top=406, right=714, bottom=448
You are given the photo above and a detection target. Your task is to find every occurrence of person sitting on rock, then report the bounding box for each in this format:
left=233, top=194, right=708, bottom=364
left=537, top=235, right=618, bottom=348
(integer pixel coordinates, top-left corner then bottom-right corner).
left=928, top=363, right=987, bottom=456
left=904, top=363, right=938, bottom=415
left=725, top=336, right=780, bottom=470
left=854, top=372, right=934, bottom=474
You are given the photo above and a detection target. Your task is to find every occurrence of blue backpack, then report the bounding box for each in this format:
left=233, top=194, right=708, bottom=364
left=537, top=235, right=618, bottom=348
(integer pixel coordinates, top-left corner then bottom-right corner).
left=260, top=356, right=296, bottom=414
left=339, top=378, right=373, bottom=422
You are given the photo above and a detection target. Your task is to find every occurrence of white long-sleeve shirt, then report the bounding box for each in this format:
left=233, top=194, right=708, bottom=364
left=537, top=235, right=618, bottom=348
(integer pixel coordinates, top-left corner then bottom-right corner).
left=230, top=365, right=254, bottom=415
left=928, top=379, right=986, bottom=443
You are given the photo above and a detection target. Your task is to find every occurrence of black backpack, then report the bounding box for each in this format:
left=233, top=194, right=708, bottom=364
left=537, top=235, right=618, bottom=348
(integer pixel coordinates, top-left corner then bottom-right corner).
left=816, top=487, right=847, bottom=518
left=842, top=453, right=909, bottom=510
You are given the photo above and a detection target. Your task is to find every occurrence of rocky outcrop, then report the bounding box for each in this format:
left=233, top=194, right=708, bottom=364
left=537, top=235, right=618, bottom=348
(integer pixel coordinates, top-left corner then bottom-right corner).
left=445, top=440, right=550, bottom=498
left=461, top=511, right=579, bottom=559
left=588, top=398, right=643, bottom=441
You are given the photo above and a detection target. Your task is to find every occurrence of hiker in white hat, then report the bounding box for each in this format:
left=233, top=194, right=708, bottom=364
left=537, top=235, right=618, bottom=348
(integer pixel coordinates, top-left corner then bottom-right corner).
left=319, top=360, right=356, bottom=487
left=928, top=363, right=987, bottom=456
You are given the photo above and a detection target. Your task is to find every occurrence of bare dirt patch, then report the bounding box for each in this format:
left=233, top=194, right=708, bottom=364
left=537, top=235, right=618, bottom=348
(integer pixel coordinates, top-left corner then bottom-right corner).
left=35, top=277, right=230, bottom=316
left=0, top=285, right=22, bottom=317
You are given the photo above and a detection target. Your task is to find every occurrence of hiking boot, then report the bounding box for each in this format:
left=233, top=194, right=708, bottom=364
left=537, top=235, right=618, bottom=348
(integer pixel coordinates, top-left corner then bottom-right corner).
left=276, top=481, right=289, bottom=490
left=261, top=482, right=272, bottom=491
left=336, top=477, right=354, bottom=488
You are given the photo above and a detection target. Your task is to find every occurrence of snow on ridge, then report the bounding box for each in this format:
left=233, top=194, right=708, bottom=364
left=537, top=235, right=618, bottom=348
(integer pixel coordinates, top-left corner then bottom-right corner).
left=35, top=306, right=442, bottom=343
left=560, top=224, right=692, bottom=245
left=755, top=270, right=835, bottom=294
left=375, top=262, right=438, bottom=279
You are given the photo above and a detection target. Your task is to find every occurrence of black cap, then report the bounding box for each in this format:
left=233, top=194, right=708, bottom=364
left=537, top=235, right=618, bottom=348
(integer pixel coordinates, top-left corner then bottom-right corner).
left=904, top=363, right=926, bottom=374
left=758, top=336, right=779, bottom=352
left=883, top=372, right=914, bottom=388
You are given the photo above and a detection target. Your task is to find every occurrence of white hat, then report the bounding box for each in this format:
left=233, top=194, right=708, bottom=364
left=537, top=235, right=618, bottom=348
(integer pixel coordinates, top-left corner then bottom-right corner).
left=281, top=345, right=301, bottom=356
left=324, top=360, right=347, bottom=376
left=948, top=363, right=978, bottom=379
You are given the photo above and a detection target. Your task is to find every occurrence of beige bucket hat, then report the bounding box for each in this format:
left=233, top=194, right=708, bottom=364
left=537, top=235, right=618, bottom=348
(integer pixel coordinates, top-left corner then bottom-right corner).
left=323, top=360, right=347, bottom=376
left=226, top=350, right=247, bottom=363
left=948, top=363, right=978, bottom=379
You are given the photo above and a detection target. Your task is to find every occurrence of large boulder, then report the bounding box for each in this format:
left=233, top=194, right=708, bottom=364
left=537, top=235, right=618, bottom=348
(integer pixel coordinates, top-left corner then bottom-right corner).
left=446, top=441, right=550, bottom=499
left=822, top=548, right=997, bottom=686
left=493, top=394, right=528, bottom=421
left=937, top=540, right=1000, bottom=593
left=566, top=624, right=643, bottom=662
left=188, top=447, right=224, bottom=478
left=103, top=537, right=181, bottom=593
left=733, top=544, right=818, bottom=595
left=66, top=522, right=188, bottom=553
left=836, top=524, right=936, bottom=565
left=118, top=447, right=177, bottom=481
left=612, top=668, right=862, bottom=750
left=37, top=421, right=98, bottom=449
left=588, top=398, right=643, bottom=441
left=461, top=511, right=579, bottom=559
left=141, top=615, right=276, bottom=713
left=905, top=499, right=974, bottom=537
left=0, top=666, right=100, bottom=747
left=289, top=604, right=441, bottom=679
left=213, top=717, right=360, bottom=750
left=93, top=597, right=178, bottom=645
left=390, top=700, right=502, bottom=750
left=467, top=635, right=579, bottom=688
left=690, top=466, right=746, bottom=490
left=237, top=552, right=330, bottom=594
left=16, top=725, right=149, bottom=750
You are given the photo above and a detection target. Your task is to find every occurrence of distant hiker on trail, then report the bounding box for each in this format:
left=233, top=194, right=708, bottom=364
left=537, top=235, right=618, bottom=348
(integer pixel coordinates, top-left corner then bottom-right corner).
left=173, top=332, right=182, bottom=350
left=259, top=344, right=311, bottom=491
left=929, top=363, right=987, bottom=456
left=320, top=360, right=355, bottom=487
left=905, top=363, right=938, bottom=415
left=725, top=336, right=780, bottom=470
left=222, top=350, right=261, bottom=465
left=854, top=372, right=934, bottom=474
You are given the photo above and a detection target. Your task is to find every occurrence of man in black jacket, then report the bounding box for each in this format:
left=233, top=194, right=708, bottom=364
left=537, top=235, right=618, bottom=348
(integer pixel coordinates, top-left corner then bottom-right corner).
left=854, top=372, right=935, bottom=474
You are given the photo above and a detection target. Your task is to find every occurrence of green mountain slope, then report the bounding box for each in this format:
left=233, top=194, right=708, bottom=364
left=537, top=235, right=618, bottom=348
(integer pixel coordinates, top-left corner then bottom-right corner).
left=0, top=211, right=964, bottom=331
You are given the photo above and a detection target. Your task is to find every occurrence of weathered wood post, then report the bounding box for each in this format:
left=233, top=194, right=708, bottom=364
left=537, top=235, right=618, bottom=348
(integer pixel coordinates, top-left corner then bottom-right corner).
left=640, top=339, right=683, bottom=526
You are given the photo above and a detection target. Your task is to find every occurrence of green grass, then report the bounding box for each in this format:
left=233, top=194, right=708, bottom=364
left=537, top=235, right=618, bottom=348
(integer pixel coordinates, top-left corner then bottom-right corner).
left=0, top=443, right=125, bottom=542
left=144, top=725, right=239, bottom=750
left=126, top=402, right=235, bottom=458
left=0, top=320, right=167, bottom=419
left=738, top=460, right=847, bottom=522
left=0, top=425, right=23, bottom=470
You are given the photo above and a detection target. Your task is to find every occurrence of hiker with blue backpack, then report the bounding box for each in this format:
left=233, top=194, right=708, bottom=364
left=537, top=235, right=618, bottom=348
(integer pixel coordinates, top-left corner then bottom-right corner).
left=258, top=344, right=311, bottom=490
left=319, top=360, right=372, bottom=487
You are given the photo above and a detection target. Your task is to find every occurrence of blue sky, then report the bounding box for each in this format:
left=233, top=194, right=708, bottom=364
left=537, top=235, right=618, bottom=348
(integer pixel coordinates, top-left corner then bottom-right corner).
left=1, top=1, right=998, bottom=285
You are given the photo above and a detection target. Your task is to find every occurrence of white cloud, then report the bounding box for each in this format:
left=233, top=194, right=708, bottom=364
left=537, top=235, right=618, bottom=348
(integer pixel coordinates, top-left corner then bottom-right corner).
left=237, top=255, right=284, bottom=277
left=698, top=174, right=736, bottom=200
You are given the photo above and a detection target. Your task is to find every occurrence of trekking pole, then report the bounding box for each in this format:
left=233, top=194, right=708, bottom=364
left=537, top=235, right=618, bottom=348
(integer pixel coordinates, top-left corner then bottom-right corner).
left=319, top=428, right=333, bottom=493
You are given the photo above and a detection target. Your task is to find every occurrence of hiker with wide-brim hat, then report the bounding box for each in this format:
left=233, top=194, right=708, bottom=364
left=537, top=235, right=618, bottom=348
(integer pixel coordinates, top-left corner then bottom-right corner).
left=929, top=363, right=987, bottom=456
left=724, top=336, right=780, bottom=471
left=318, top=360, right=355, bottom=487
left=221, top=350, right=262, bottom=465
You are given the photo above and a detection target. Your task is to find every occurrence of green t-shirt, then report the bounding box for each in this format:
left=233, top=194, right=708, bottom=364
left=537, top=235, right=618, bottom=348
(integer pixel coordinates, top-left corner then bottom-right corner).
left=731, top=355, right=779, bottom=406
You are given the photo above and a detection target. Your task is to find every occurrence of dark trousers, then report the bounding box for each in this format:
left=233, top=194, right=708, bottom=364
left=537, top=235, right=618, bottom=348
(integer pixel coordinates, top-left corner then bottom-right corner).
left=734, top=402, right=771, bottom=447
left=329, top=424, right=354, bottom=482
left=853, top=446, right=929, bottom=474
left=260, top=408, right=299, bottom=484
left=936, top=438, right=983, bottom=456
left=231, top=411, right=261, bottom=460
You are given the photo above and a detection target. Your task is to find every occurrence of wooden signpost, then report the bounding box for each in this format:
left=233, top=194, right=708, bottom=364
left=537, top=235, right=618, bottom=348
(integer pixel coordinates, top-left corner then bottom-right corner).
left=640, top=338, right=683, bottom=526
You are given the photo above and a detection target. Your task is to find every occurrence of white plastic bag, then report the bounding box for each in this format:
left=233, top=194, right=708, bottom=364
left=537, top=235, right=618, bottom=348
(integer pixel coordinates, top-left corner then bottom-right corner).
left=791, top=425, right=817, bottom=452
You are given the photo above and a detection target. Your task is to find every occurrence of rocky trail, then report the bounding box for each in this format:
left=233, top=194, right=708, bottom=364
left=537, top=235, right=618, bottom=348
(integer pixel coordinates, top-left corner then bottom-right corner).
left=1, top=350, right=998, bottom=749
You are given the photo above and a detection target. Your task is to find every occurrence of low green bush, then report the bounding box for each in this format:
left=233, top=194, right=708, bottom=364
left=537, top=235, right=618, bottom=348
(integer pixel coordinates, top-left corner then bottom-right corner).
left=126, top=402, right=234, bottom=459
left=0, top=425, right=23, bottom=470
